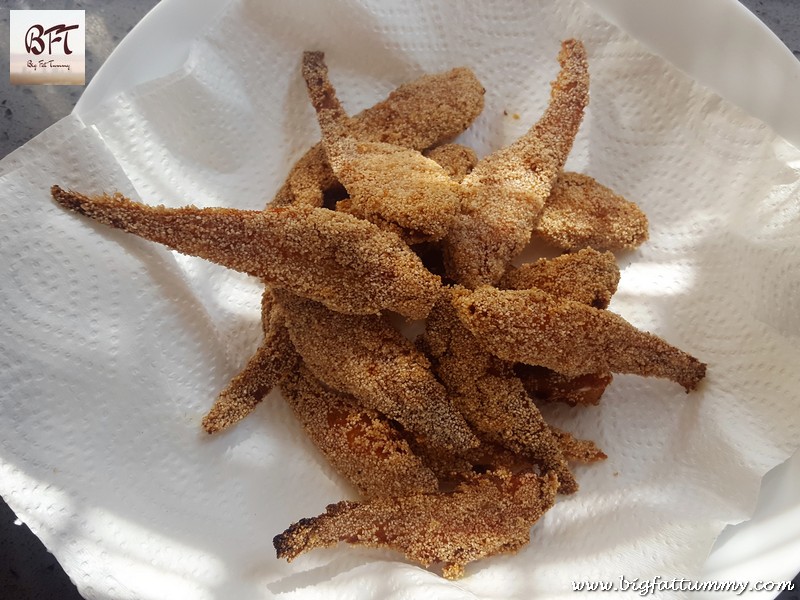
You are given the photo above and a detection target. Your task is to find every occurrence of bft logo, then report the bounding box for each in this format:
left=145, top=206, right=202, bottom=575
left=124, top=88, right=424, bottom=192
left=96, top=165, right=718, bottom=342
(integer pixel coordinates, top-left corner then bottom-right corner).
left=10, top=10, right=85, bottom=85
left=25, top=23, right=81, bottom=56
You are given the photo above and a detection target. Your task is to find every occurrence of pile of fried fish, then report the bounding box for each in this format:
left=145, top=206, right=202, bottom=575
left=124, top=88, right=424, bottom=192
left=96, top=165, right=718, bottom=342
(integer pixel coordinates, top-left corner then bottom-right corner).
left=52, top=40, right=706, bottom=579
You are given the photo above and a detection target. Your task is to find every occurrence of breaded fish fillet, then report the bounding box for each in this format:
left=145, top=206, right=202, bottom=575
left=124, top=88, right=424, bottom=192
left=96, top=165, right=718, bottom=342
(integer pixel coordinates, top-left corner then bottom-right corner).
left=274, top=468, right=558, bottom=579
left=501, top=249, right=617, bottom=405
left=280, top=366, right=438, bottom=499
left=271, top=61, right=484, bottom=208
left=273, top=290, right=477, bottom=452
left=419, top=289, right=578, bottom=494
left=443, top=40, right=589, bottom=287
left=51, top=187, right=441, bottom=319
left=424, top=143, right=478, bottom=182
left=411, top=428, right=605, bottom=487
left=501, top=248, right=620, bottom=309
left=429, top=153, right=645, bottom=253
left=535, top=172, right=649, bottom=251
left=452, top=286, right=706, bottom=391
left=202, top=289, right=297, bottom=433
left=515, top=365, right=612, bottom=407
left=302, top=51, right=463, bottom=244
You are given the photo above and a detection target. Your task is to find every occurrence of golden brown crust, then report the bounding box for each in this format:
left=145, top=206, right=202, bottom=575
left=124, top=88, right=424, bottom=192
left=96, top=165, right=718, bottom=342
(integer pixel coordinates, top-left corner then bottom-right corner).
left=453, top=286, right=706, bottom=391
left=419, top=289, right=578, bottom=494
left=456, top=373, right=578, bottom=493
left=54, top=43, right=710, bottom=579
left=273, top=468, right=558, bottom=579
left=274, top=290, right=478, bottom=452
left=424, top=143, right=478, bottom=182
left=443, top=39, right=590, bottom=287
left=535, top=172, right=649, bottom=251
left=303, top=53, right=463, bottom=244
left=516, top=364, right=612, bottom=407
left=329, top=140, right=463, bottom=243
left=54, top=56, right=480, bottom=440
left=270, top=64, right=485, bottom=209
left=501, top=248, right=620, bottom=309
left=550, top=427, right=607, bottom=463
left=412, top=431, right=601, bottom=486
left=51, top=187, right=441, bottom=319
left=408, top=438, right=527, bottom=485
left=280, top=366, right=438, bottom=499
left=202, top=290, right=298, bottom=433
left=417, top=290, right=492, bottom=396
left=501, top=249, right=617, bottom=406
left=301, top=51, right=349, bottom=121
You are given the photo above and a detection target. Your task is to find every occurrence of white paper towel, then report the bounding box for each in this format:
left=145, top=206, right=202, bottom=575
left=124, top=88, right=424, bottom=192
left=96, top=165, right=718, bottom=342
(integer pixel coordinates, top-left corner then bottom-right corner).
left=1, top=0, right=800, bottom=598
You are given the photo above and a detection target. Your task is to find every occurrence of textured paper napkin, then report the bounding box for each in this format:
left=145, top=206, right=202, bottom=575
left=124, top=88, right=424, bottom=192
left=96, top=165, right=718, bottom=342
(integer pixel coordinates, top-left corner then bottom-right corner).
left=1, top=0, right=800, bottom=598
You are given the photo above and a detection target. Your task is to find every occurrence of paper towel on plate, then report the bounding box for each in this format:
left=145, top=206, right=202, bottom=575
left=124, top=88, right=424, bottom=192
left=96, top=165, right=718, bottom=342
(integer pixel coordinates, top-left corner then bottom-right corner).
left=1, top=0, right=799, bottom=598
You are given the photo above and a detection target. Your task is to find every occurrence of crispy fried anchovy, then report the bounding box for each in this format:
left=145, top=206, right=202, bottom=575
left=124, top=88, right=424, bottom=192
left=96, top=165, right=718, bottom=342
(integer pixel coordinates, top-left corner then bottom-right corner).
left=453, top=286, right=706, bottom=391
left=534, top=172, right=649, bottom=251
left=274, top=468, right=558, bottom=579
left=271, top=59, right=485, bottom=208
left=443, top=39, right=589, bottom=287
left=52, top=186, right=441, bottom=319
left=274, top=289, right=478, bottom=452
left=303, top=51, right=463, bottom=244
left=280, top=366, right=438, bottom=499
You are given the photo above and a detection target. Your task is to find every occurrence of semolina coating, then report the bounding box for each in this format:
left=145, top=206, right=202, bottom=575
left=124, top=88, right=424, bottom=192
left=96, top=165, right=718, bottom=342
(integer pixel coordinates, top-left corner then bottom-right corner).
left=453, top=286, right=706, bottom=391
left=270, top=61, right=485, bottom=208
left=420, top=289, right=578, bottom=494
left=516, top=364, right=612, bottom=407
left=443, top=39, right=590, bottom=288
left=280, top=365, right=438, bottom=499
left=51, top=186, right=441, bottom=319
left=202, top=289, right=298, bottom=434
left=411, top=430, right=604, bottom=487
left=454, top=372, right=578, bottom=493
left=535, top=172, right=649, bottom=251
left=202, top=53, right=481, bottom=437
left=273, top=468, right=559, bottom=579
left=550, top=426, right=608, bottom=463
left=303, top=52, right=463, bottom=244
left=273, top=290, right=478, bottom=452
left=330, top=141, right=463, bottom=244
left=408, top=437, right=526, bottom=486
left=501, top=247, right=620, bottom=309
left=424, top=143, right=478, bottom=182
left=52, top=42, right=711, bottom=579
left=501, top=249, right=617, bottom=405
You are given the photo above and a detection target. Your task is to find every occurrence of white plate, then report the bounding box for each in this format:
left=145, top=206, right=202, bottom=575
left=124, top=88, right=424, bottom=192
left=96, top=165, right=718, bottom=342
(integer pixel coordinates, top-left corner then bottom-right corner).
left=74, top=0, right=230, bottom=118
left=76, top=0, right=800, bottom=151
left=73, top=0, right=800, bottom=596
